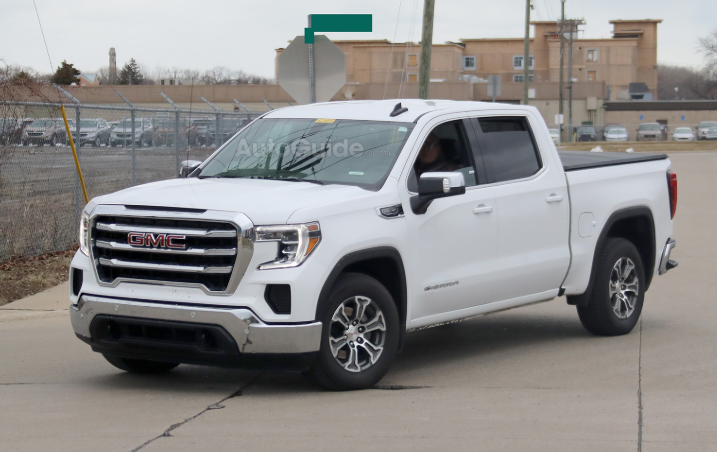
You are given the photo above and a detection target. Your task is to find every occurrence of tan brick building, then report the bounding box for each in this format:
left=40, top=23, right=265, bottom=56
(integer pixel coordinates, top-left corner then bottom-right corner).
left=275, top=19, right=661, bottom=101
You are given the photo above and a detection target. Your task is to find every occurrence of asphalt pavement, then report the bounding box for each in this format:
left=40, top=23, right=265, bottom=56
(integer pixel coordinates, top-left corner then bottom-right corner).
left=0, top=151, right=714, bottom=452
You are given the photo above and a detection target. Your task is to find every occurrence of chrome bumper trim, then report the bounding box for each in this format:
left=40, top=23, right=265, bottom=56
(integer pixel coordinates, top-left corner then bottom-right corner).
left=70, top=295, right=322, bottom=354
left=659, top=238, right=677, bottom=275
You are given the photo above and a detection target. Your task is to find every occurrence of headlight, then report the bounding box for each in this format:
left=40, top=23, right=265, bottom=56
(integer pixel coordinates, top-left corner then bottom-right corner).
left=79, top=211, right=90, bottom=256
left=255, top=222, right=321, bottom=270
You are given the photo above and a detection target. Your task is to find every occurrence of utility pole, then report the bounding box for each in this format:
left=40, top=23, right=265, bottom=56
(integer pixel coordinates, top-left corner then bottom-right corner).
left=568, top=21, right=574, bottom=142
left=522, top=0, right=532, bottom=105
left=559, top=0, right=565, bottom=141
left=308, top=15, right=316, bottom=103
left=418, top=0, right=435, bottom=100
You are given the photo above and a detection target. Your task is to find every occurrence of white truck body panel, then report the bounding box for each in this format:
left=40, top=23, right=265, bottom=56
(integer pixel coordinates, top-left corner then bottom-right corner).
left=69, top=99, right=676, bottom=365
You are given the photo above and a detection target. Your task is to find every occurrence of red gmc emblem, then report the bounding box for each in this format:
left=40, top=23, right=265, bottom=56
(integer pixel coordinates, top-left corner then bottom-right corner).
left=128, top=232, right=186, bottom=250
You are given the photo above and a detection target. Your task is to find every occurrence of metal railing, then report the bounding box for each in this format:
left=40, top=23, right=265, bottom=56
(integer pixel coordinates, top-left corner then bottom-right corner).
left=0, top=98, right=261, bottom=262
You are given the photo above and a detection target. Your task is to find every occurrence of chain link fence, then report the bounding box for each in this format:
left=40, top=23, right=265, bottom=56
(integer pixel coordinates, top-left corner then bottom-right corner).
left=0, top=99, right=260, bottom=262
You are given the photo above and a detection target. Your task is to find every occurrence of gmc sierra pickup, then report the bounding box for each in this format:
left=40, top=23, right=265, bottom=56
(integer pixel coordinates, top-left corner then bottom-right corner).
left=69, top=100, right=678, bottom=390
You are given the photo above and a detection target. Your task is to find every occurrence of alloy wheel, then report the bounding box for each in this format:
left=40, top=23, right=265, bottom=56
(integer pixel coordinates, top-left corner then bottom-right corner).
left=609, top=257, right=639, bottom=319
left=329, top=296, right=386, bottom=373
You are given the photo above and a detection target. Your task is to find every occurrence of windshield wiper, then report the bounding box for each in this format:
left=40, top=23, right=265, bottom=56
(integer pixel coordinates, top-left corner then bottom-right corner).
left=262, top=177, right=324, bottom=185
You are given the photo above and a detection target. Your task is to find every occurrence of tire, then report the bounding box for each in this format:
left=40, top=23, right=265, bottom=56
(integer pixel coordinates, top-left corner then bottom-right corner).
left=102, top=354, right=179, bottom=374
left=48, top=134, right=56, bottom=147
left=94, top=137, right=101, bottom=147
left=303, top=273, right=400, bottom=391
left=577, top=238, right=645, bottom=336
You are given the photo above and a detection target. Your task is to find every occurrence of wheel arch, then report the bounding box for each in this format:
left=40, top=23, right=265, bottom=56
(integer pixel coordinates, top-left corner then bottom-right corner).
left=316, top=247, right=407, bottom=351
left=568, top=206, right=656, bottom=307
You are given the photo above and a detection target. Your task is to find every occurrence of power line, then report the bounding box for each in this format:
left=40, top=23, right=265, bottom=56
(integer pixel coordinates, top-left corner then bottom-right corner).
left=384, top=0, right=405, bottom=100
left=32, top=0, right=53, bottom=72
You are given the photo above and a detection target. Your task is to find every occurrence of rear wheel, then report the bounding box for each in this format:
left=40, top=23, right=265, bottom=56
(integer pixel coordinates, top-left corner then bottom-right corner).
left=303, top=273, right=399, bottom=391
left=103, top=354, right=179, bottom=374
left=577, top=238, right=645, bottom=336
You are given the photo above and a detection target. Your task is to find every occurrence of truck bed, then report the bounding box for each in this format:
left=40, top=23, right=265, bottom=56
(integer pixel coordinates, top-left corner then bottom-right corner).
left=559, top=151, right=668, bottom=172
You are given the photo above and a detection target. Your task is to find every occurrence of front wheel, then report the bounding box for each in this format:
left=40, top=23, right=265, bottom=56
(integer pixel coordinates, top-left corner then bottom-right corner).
left=103, top=354, right=179, bottom=374
left=577, top=238, right=645, bottom=336
left=303, top=273, right=400, bottom=390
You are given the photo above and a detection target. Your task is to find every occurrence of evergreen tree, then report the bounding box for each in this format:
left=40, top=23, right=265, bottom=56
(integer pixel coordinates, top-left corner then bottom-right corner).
left=50, top=61, right=81, bottom=85
left=117, top=59, right=145, bottom=85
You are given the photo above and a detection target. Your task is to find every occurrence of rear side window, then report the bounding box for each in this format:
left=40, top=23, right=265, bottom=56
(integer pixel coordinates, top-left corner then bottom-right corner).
left=472, top=116, right=542, bottom=183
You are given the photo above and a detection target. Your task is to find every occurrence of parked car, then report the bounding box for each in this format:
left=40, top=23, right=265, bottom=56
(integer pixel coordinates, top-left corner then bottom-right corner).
left=0, top=118, right=30, bottom=145
left=154, top=119, right=197, bottom=146
left=576, top=126, right=597, bottom=142
left=636, top=123, right=663, bottom=141
left=73, top=119, right=112, bottom=147
left=605, top=127, right=629, bottom=142
left=696, top=121, right=717, bottom=140
left=69, top=100, right=678, bottom=390
left=549, top=128, right=560, bottom=145
left=22, top=118, right=69, bottom=146
left=671, top=127, right=695, bottom=141
left=706, top=126, right=717, bottom=140
left=191, top=117, right=214, bottom=145
left=208, top=118, right=243, bottom=146
left=110, top=117, right=156, bottom=147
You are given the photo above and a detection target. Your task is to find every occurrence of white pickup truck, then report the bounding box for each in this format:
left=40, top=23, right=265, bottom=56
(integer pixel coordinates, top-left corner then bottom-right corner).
left=69, top=100, right=678, bottom=390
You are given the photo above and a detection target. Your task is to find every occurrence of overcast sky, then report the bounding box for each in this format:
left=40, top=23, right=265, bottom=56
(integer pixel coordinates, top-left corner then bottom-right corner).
left=1, top=0, right=714, bottom=79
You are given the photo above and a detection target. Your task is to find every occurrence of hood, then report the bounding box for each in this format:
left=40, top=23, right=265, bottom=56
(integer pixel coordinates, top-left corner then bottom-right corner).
left=79, top=127, right=99, bottom=132
left=93, top=178, right=379, bottom=225
left=113, top=127, right=142, bottom=133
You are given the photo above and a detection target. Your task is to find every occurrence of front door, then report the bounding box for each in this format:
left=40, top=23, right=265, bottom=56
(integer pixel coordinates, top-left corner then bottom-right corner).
left=401, top=118, right=499, bottom=322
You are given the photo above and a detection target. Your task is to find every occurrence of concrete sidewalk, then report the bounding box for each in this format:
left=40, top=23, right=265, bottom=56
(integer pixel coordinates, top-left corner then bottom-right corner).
left=0, top=282, right=69, bottom=322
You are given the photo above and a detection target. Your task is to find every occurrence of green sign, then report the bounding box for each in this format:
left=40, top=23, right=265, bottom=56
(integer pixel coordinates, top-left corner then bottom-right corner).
left=305, top=14, right=372, bottom=43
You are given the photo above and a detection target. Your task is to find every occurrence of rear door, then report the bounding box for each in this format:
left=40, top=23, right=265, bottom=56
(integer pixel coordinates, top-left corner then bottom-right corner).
left=469, top=114, right=570, bottom=302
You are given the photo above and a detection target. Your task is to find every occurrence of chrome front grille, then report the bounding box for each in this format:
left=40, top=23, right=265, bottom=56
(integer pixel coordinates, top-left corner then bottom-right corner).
left=92, top=215, right=242, bottom=292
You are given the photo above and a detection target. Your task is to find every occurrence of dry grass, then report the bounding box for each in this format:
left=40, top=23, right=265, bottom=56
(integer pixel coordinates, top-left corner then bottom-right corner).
left=0, top=246, right=76, bottom=306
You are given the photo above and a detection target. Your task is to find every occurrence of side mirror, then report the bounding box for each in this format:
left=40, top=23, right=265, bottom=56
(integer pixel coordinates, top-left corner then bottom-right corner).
left=410, top=172, right=466, bottom=215
left=179, top=159, right=203, bottom=178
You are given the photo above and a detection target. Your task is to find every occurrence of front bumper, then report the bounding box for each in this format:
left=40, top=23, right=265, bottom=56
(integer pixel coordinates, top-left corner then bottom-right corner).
left=71, top=294, right=322, bottom=365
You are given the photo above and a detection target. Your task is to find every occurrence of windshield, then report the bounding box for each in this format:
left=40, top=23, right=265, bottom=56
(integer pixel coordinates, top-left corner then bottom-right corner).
left=549, top=129, right=559, bottom=134
left=639, top=124, right=660, bottom=131
left=30, top=119, right=55, bottom=128
left=578, top=127, right=595, bottom=134
left=80, top=120, right=98, bottom=128
left=700, top=122, right=717, bottom=128
left=192, top=119, right=213, bottom=126
left=674, top=128, right=691, bottom=134
left=609, top=128, right=627, bottom=135
left=198, top=118, right=415, bottom=190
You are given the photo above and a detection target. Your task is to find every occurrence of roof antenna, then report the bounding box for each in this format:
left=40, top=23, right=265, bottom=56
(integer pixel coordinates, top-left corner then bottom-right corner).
left=390, top=102, right=408, bottom=117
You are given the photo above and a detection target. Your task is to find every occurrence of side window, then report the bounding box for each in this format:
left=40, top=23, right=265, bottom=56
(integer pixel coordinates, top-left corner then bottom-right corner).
left=472, top=116, right=542, bottom=184
left=408, top=120, right=478, bottom=192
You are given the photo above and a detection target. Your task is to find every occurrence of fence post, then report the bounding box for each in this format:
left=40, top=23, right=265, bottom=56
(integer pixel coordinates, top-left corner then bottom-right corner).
left=215, top=113, right=221, bottom=148
left=131, top=110, right=136, bottom=186
left=175, top=111, right=180, bottom=177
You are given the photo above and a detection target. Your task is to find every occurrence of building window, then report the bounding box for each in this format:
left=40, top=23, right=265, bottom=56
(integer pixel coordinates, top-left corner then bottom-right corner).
left=408, top=54, right=418, bottom=67
left=586, top=49, right=598, bottom=63
left=513, top=74, right=534, bottom=83
left=463, top=56, right=476, bottom=71
left=587, top=70, right=597, bottom=82
left=513, top=55, right=534, bottom=70
left=407, top=73, right=418, bottom=83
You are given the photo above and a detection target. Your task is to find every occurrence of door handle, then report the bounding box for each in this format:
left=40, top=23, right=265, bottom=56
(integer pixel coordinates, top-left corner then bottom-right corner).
left=546, top=194, right=564, bottom=203
left=473, top=205, right=493, bottom=214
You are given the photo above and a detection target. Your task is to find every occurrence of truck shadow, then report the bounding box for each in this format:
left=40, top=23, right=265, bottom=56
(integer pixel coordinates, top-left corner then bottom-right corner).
left=86, top=305, right=646, bottom=394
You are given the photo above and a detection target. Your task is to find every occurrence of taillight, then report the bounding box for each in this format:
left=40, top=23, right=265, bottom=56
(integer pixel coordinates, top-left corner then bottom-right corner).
left=667, top=170, right=677, bottom=218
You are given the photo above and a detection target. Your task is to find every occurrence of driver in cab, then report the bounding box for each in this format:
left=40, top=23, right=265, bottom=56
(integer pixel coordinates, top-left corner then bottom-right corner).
left=413, top=132, right=460, bottom=179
